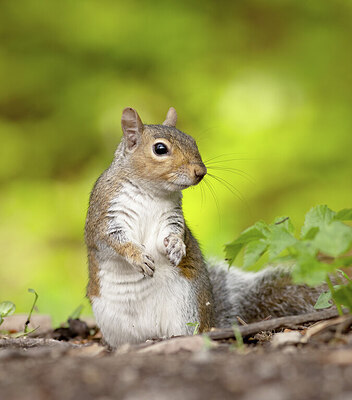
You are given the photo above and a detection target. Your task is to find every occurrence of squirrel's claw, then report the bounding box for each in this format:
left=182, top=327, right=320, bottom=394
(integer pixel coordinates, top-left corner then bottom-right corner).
left=164, top=234, right=186, bottom=267
left=139, top=253, right=155, bottom=277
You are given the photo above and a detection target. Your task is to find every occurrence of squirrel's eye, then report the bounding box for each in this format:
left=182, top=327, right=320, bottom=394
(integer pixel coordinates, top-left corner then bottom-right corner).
left=153, top=142, right=169, bottom=156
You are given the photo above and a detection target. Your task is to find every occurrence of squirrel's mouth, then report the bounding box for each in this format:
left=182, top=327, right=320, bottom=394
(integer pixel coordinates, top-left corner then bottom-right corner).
left=166, top=170, right=205, bottom=191
left=172, top=183, right=191, bottom=190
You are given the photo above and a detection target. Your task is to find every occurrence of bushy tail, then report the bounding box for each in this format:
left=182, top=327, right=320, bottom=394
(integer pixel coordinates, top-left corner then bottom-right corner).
left=207, top=260, right=322, bottom=328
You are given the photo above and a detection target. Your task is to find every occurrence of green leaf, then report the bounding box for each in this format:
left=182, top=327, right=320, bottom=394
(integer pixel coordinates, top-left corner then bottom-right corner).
left=243, top=239, right=268, bottom=268
left=225, top=221, right=269, bottom=265
left=186, top=322, right=200, bottom=335
left=335, top=208, right=352, bottom=221
left=313, top=221, right=352, bottom=257
left=337, top=269, right=352, bottom=282
left=0, top=301, right=16, bottom=318
left=69, top=304, right=84, bottom=320
left=292, top=251, right=332, bottom=286
left=333, top=282, right=352, bottom=312
left=332, top=257, right=352, bottom=268
left=302, top=227, right=319, bottom=240
left=268, top=224, right=297, bottom=261
left=290, top=239, right=317, bottom=258
left=314, top=291, right=333, bottom=309
left=253, top=220, right=271, bottom=237
left=232, top=221, right=269, bottom=244
left=301, top=205, right=336, bottom=238
left=269, top=254, right=296, bottom=264
left=273, top=216, right=294, bottom=234
left=224, top=242, right=244, bottom=266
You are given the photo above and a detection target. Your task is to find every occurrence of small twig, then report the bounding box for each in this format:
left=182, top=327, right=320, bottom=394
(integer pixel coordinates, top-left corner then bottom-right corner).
left=207, top=309, right=341, bottom=341
left=301, top=315, right=352, bottom=343
left=236, top=316, right=247, bottom=326
left=275, top=217, right=289, bottom=225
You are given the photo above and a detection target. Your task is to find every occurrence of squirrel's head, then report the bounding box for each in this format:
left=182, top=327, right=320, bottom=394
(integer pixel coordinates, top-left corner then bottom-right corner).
left=119, top=107, right=207, bottom=192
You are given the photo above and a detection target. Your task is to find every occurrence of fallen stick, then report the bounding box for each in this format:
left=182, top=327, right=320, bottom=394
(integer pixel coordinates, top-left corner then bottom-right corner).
left=207, top=309, right=340, bottom=341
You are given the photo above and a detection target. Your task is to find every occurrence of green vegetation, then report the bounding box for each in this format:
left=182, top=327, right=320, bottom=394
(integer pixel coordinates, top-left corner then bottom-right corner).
left=0, top=289, right=40, bottom=335
left=0, top=1, right=351, bottom=323
left=24, top=288, right=39, bottom=333
left=68, top=305, right=85, bottom=321
left=232, top=323, right=245, bottom=351
left=0, top=301, right=16, bottom=326
left=186, top=322, right=200, bottom=335
left=225, top=205, right=352, bottom=313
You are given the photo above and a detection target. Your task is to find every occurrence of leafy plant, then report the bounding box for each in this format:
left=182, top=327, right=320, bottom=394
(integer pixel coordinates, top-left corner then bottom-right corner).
left=0, top=289, right=39, bottom=336
left=68, top=304, right=84, bottom=321
left=225, top=205, right=352, bottom=313
left=186, top=322, right=200, bottom=335
left=24, top=288, right=38, bottom=333
left=0, top=301, right=16, bottom=326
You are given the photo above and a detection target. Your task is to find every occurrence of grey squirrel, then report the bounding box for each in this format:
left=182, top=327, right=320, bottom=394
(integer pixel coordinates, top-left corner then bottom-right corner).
left=85, top=107, right=320, bottom=348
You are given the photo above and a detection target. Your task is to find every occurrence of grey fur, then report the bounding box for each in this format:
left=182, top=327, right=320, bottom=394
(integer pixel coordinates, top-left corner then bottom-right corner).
left=208, top=260, right=322, bottom=327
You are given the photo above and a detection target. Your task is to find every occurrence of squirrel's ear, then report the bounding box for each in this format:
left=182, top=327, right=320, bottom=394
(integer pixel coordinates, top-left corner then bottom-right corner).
left=162, top=107, right=177, bottom=127
left=121, top=107, right=144, bottom=151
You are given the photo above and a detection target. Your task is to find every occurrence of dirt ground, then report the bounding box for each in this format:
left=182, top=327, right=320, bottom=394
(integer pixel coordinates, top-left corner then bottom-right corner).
left=1, top=315, right=352, bottom=400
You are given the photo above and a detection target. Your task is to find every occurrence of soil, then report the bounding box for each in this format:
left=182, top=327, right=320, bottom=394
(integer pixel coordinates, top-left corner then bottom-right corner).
left=1, top=316, right=352, bottom=400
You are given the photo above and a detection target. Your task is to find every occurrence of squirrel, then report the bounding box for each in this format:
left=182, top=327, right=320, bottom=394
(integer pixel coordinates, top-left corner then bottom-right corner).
left=85, top=107, right=321, bottom=348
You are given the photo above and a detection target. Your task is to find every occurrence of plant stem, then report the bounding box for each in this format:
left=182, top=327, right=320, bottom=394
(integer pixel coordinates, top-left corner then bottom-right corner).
left=232, top=322, right=244, bottom=349
left=326, top=275, right=343, bottom=316
left=24, top=289, right=38, bottom=333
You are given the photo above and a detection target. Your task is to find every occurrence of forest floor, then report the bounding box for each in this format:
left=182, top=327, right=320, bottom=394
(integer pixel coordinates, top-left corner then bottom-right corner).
left=1, top=312, right=352, bottom=400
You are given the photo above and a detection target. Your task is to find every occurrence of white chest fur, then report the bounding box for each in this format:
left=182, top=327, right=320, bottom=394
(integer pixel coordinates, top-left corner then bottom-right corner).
left=91, top=182, right=198, bottom=347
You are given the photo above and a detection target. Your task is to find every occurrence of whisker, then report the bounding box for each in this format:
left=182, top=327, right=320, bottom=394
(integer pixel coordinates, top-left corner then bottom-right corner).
left=207, top=173, right=245, bottom=202
left=206, top=158, right=255, bottom=166
left=203, top=177, right=220, bottom=222
left=199, top=180, right=205, bottom=207
left=207, top=166, right=254, bottom=183
left=204, top=153, right=250, bottom=164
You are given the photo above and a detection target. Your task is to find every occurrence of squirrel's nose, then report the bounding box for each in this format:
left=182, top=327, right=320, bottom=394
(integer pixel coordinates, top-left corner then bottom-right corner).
left=193, top=164, right=207, bottom=183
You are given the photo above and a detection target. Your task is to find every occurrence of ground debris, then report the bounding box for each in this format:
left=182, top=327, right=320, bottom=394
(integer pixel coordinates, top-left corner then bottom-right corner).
left=1, top=345, right=352, bottom=400
left=301, top=315, right=352, bottom=345
left=0, top=314, right=52, bottom=335
left=0, top=337, right=79, bottom=361
left=51, top=318, right=92, bottom=341
left=136, top=335, right=217, bottom=354
left=325, top=349, right=352, bottom=365
left=67, top=343, right=108, bottom=358
left=271, top=331, right=303, bottom=348
left=208, top=309, right=340, bottom=341
left=268, top=315, right=352, bottom=349
left=0, top=337, right=76, bottom=349
left=1, top=311, right=352, bottom=400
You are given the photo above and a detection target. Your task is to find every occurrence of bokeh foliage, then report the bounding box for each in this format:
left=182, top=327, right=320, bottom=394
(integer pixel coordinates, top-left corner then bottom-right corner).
left=0, top=0, right=351, bottom=324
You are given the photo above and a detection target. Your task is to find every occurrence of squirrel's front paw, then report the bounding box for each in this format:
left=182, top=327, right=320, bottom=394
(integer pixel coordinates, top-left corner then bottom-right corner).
left=164, top=234, right=186, bottom=266
left=137, top=253, right=155, bottom=277
left=128, top=248, right=155, bottom=277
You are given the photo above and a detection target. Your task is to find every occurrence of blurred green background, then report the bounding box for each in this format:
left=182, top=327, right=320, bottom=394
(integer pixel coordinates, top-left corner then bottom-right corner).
left=0, top=0, right=351, bottom=325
